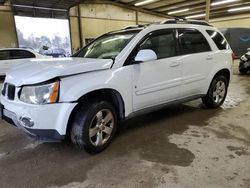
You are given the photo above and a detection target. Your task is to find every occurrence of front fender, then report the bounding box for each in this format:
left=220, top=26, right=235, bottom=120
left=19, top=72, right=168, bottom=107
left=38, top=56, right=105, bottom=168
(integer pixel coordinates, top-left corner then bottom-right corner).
left=59, top=67, right=133, bottom=117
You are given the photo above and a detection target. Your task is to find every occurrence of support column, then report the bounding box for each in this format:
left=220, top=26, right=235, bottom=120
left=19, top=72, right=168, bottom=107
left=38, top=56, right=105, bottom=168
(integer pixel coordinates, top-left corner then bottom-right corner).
left=205, top=0, right=211, bottom=22
left=77, top=4, right=83, bottom=48
left=0, top=1, right=18, bottom=48
left=135, top=10, right=139, bottom=25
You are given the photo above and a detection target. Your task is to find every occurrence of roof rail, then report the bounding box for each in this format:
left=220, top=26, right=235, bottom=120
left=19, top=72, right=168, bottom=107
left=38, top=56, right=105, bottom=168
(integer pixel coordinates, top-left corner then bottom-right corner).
left=161, top=18, right=212, bottom=26
left=123, top=24, right=147, bottom=30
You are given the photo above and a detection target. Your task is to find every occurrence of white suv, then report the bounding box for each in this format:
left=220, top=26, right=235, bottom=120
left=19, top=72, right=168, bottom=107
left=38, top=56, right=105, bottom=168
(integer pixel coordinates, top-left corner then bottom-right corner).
left=0, top=20, right=233, bottom=153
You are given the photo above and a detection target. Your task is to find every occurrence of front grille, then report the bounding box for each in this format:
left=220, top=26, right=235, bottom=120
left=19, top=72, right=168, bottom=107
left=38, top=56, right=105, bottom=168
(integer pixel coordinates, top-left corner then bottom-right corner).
left=7, top=84, right=15, bottom=100
left=2, top=83, right=16, bottom=100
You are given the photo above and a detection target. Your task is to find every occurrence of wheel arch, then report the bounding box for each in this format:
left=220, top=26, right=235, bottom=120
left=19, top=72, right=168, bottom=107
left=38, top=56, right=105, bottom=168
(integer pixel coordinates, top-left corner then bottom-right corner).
left=213, top=68, right=231, bottom=84
left=66, top=88, right=125, bottom=136
left=205, top=68, right=231, bottom=94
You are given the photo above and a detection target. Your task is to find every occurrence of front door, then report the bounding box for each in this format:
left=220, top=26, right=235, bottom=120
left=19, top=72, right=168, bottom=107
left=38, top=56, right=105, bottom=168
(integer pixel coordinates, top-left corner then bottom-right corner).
left=131, top=29, right=182, bottom=111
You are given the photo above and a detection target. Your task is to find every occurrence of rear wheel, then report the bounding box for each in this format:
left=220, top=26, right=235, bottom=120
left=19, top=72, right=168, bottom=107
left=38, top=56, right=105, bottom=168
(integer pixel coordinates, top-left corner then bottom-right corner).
left=70, top=100, right=117, bottom=154
left=202, top=75, right=228, bottom=108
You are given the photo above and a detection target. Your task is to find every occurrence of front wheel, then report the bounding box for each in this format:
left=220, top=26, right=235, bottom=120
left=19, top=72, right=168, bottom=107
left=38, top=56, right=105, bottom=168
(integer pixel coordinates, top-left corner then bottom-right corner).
left=70, top=100, right=117, bottom=154
left=202, top=75, right=228, bottom=108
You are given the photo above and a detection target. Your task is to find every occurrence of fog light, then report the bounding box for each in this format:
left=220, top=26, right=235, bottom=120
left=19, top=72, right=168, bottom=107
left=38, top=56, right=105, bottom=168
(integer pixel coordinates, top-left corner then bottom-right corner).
left=20, top=117, right=34, bottom=127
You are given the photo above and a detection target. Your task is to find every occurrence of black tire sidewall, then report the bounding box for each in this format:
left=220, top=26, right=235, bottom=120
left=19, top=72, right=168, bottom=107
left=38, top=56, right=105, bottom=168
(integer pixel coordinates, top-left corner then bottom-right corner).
left=71, top=100, right=117, bottom=154
left=239, top=61, right=249, bottom=74
left=239, top=68, right=248, bottom=74
left=208, top=75, right=228, bottom=108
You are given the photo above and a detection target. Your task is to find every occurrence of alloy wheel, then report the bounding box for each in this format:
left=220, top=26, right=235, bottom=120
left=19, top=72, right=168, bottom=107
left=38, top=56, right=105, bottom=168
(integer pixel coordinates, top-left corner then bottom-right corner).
left=213, top=81, right=226, bottom=104
left=89, top=109, right=114, bottom=146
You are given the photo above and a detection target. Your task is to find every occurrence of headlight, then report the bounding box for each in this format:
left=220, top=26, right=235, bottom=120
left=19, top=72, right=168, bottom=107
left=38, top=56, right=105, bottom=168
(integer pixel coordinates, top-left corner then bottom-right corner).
left=241, top=55, right=247, bottom=61
left=20, top=81, right=59, bottom=104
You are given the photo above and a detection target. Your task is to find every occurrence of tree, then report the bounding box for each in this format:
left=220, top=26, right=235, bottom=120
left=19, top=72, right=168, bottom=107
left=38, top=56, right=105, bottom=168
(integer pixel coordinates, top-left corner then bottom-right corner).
left=52, top=35, right=62, bottom=48
left=16, top=28, right=72, bottom=55
left=16, top=28, right=28, bottom=47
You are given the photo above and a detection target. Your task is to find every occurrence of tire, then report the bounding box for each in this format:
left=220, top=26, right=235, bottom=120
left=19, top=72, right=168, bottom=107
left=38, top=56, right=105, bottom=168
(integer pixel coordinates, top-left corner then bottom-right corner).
left=202, top=75, right=228, bottom=108
left=239, top=68, right=248, bottom=74
left=70, top=100, right=117, bottom=154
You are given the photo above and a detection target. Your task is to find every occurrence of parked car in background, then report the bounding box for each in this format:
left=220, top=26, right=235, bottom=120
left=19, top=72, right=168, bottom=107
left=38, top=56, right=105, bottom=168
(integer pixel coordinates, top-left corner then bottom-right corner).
left=0, top=48, right=48, bottom=76
left=1, top=19, right=233, bottom=153
left=43, top=48, right=67, bottom=58
left=239, top=48, right=250, bottom=74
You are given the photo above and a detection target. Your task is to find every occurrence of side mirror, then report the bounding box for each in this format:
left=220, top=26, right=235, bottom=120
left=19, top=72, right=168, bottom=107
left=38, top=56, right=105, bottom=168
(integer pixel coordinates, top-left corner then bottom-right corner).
left=134, top=49, right=157, bottom=63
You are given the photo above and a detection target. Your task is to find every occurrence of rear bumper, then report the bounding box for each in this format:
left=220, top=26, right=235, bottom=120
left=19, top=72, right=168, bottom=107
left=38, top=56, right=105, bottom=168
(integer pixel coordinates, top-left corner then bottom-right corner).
left=0, top=97, right=77, bottom=141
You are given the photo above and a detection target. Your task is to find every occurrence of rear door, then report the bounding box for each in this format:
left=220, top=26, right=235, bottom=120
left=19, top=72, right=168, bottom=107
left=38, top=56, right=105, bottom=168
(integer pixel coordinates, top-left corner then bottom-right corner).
left=177, top=28, right=213, bottom=98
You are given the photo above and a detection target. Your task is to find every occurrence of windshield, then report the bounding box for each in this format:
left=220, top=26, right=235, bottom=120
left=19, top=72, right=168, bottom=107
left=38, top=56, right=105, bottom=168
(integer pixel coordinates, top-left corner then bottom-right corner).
left=74, top=30, right=140, bottom=59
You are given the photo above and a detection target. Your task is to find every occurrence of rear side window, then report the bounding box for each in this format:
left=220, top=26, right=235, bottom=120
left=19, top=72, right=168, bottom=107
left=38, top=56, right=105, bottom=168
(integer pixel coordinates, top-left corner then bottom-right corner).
left=138, top=30, right=176, bottom=59
left=178, top=29, right=211, bottom=55
left=0, top=50, right=11, bottom=60
left=10, top=50, right=35, bottom=59
left=206, top=30, right=229, bottom=50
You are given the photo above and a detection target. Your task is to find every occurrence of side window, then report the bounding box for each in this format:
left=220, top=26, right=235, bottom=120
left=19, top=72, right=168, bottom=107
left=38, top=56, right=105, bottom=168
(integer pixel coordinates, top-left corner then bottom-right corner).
left=0, top=50, right=11, bottom=60
left=206, top=30, right=229, bottom=50
left=178, top=29, right=211, bottom=55
left=138, top=30, right=176, bottom=60
left=10, top=50, right=35, bottom=59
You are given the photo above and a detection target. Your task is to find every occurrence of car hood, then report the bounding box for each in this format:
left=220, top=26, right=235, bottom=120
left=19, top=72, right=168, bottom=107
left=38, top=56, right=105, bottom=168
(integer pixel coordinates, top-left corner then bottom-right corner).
left=5, top=57, right=113, bottom=86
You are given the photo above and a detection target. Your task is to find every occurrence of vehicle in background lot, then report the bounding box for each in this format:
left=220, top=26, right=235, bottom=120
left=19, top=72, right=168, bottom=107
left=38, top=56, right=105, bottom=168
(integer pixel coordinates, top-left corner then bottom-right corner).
left=0, top=48, right=48, bottom=76
left=220, top=28, right=250, bottom=58
left=43, top=48, right=67, bottom=58
left=0, top=19, right=233, bottom=154
left=239, top=48, right=250, bottom=74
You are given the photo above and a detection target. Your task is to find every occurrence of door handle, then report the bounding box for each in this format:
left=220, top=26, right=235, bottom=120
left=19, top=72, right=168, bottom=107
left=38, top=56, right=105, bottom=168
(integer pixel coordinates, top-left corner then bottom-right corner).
left=170, top=61, right=180, bottom=67
left=206, top=55, right=213, bottom=60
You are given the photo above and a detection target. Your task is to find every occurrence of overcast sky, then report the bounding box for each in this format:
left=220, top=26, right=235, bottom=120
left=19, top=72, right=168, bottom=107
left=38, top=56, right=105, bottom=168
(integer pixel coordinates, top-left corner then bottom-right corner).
left=14, top=16, right=70, bottom=39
